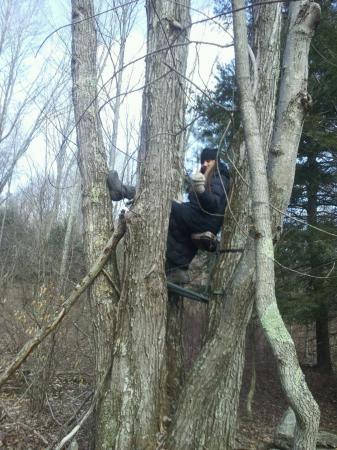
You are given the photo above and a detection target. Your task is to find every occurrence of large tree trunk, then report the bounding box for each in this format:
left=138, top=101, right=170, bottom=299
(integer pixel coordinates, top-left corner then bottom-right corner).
left=168, top=2, right=281, bottom=448
left=167, top=243, right=255, bottom=449
left=95, top=0, right=190, bottom=448
left=166, top=293, right=186, bottom=416
left=107, top=2, right=131, bottom=170
left=233, top=0, right=320, bottom=448
left=71, top=0, right=119, bottom=445
left=168, top=0, right=321, bottom=448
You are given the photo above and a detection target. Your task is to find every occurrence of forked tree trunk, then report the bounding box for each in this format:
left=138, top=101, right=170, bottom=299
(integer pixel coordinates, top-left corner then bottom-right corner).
left=233, top=0, right=320, bottom=448
left=168, top=2, right=281, bottom=448
left=71, top=0, right=119, bottom=445
left=168, top=1, right=321, bottom=448
left=167, top=243, right=256, bottom=449
left=70, top=0, right=321, bottom=447
left=207, top=0, right=282, bottom=335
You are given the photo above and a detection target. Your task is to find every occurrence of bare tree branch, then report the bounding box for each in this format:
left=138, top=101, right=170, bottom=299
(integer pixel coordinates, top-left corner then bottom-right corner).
left=0, top=214, right=126, bottom=388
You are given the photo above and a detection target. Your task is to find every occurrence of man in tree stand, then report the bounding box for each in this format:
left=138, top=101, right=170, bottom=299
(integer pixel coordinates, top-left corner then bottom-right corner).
left=108, top=148, right=230, bottom=284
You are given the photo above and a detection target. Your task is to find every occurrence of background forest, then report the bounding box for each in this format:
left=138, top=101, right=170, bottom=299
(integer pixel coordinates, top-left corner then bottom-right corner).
left=0, top=0, right=336, bottom=449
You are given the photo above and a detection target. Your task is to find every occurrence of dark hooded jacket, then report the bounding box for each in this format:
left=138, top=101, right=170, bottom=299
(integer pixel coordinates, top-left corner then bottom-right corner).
left=166, top=161, right=230, bottom=269
left=187, top=161, right=230, bottom=234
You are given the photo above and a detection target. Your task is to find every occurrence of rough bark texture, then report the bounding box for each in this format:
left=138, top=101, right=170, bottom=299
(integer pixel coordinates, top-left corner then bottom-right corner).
left=268, top=0, right=321, bottom=226
left=233, top=0, right=320, bottom=448
left=168, top=244, right=255, bottom=449
left=168, top=2, right=282, bottom=448
left=207, top=0, right=282, bottom=334
left=168, top=0, right=321, bottom=448
left=166, top=294, right=186, bottom=416
left=252, top=0, right=282, bottom=156
left=71, top=0, right=120, bottom=445
left=98, top=0, right=191, bottom=448
left=246, top=318, right=257, bottom=418
left=164, top=2, right=191, bottom=416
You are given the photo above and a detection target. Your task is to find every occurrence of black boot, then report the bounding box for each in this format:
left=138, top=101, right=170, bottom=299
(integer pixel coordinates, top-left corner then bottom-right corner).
left=107, top=170, right=135, bottom=201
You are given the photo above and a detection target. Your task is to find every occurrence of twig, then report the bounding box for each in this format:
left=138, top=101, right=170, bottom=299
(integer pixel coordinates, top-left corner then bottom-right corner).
left=0, top=404, right=49, bottom=445
left=46, top=394, right=63, bottom=427
left=22, top=424, right=49, bottom=446
left=0, top=213, right=126, bottom=388
left=48, top=391, right=93, bottom=449
left=36, top=0, right=139, bottom=56
left=66, top=391, right=93, bottom=427
left=163, top=62, right=238, bottom=113
left=53, top=364, right=111, bottom=450
left=102, top=268, right=121, bottom=296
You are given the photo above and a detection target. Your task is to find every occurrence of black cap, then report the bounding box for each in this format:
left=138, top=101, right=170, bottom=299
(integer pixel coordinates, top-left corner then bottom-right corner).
left=200, top=148, right=218, bottom=164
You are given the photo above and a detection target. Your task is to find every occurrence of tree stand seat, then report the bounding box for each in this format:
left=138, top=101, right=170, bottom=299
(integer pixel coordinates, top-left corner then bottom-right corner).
left=191, top=231, right=218, bottom=253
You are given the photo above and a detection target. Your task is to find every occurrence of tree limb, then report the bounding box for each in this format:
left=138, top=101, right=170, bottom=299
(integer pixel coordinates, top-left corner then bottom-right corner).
left=0, top=213, right=126, bottom=389
left=232, top=0, right=320, bottom=447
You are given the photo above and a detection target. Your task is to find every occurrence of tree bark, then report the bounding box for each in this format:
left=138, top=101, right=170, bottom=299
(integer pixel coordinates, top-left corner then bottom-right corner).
left=168, top=2, right=281, bottom=448
left=96, top=0, right=191, bottom=448
left=168, top=0, right=321, bottom=448
left=167, top=243, right=255, bottom=449
left=233, top=0, right=320, bottom=448
left=71, top=0, right=121, bottom=445
left=166, top=293, right=185, bottom=416
left=246, top=318, right=257, bottom=418
left=268, top=1, right=321, bottom=223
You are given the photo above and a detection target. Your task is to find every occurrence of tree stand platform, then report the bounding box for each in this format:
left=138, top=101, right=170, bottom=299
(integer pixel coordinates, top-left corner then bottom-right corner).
left=167, top=281, right=209, bottom=303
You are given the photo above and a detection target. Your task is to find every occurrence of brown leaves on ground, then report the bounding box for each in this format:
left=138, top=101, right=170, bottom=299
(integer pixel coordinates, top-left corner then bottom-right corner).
left=0, top=347, right=336, bottom=449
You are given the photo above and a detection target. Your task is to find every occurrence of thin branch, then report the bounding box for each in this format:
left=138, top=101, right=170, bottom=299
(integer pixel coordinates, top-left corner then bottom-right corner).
left=36, top=0, right=140, bottom=56
left=311, top=42, right=337, bottom=68
left=189, top=0, right=302, bottom=30
left=53, top=363, right=112, bottom=450
left=0, top=214, right=126, bottom=388
left=102, top=268, right=121, bottom=296
left=163, top=62, right=238, bottom=113
left=37, top=0, right=300, bottom=58
left=274, top=257, right=337, bottom=279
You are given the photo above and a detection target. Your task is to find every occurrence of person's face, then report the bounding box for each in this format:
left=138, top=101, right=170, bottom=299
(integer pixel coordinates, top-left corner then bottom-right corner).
left=201, top=159, right=216, bottom=174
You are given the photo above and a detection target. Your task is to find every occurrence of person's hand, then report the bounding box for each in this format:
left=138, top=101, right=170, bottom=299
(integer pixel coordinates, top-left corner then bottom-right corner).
left=191, top=172, right=205, bottom=194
